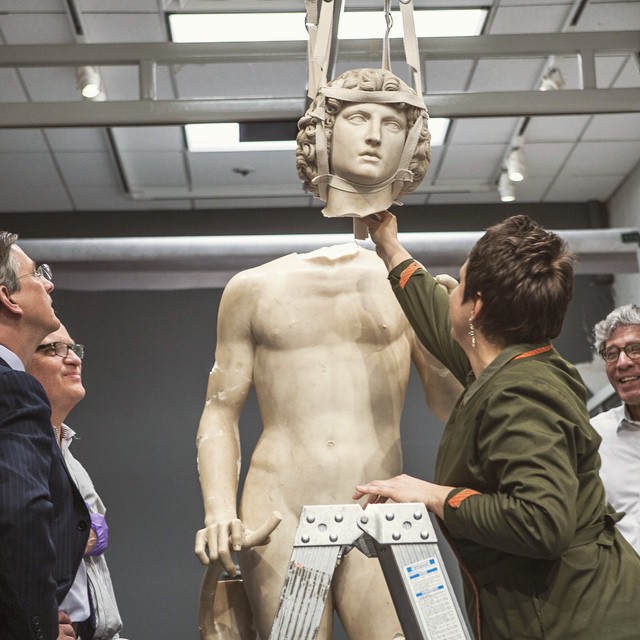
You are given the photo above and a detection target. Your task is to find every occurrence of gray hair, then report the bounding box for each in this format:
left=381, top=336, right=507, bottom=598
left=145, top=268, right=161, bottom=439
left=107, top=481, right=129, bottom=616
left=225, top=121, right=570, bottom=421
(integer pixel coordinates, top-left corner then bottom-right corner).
left=593, top=303, right=640, bottom=354
left=0, top=232, right=20, bottom=294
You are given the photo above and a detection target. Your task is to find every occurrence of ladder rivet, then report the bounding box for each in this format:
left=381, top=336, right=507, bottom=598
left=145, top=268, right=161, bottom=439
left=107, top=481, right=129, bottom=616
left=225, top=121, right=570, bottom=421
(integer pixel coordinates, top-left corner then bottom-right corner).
left=420, top=531, right=430, bottom=540
left=301, top=534, right=310, bottom=543
left=392, top=532, right=401, bottom=540
left=335, top=514, right=343, bottom=523
left=413, top=511, right=423, bottom=520
left=385, top=513, right=395, bottom=521
left=330, top=534, right=338, bottom=542
left=360, top=515, right=369, bottom=524
left=306, top=515, right=316, bottom=524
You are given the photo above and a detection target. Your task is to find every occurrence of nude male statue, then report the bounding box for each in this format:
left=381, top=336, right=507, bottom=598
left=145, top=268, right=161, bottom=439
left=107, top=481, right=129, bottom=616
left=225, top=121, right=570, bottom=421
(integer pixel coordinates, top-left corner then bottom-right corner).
left=194, top=67, right=456, bottom=639
left=195, top=243, right=461, bottom=639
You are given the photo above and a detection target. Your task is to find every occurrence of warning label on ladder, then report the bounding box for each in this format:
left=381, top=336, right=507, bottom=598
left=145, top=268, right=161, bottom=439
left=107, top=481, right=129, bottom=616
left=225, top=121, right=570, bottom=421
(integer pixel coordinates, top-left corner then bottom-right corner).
left=404, top=556, right=468, bottom=640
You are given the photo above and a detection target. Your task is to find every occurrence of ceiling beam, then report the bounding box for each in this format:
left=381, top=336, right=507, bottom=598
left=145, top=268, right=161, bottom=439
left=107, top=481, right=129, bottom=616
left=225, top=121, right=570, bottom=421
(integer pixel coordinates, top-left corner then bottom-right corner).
left=1, top=32, right=638, bottom=66
left=0, top=88, right=638, bottom=129
left=1, top=31, right=638, bottom=127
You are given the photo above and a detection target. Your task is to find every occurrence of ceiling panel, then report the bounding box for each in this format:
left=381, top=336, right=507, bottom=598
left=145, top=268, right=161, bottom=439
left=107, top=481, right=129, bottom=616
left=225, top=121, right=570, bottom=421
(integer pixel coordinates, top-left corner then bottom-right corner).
left=436, top=144, right=505, bottom=180
left=596, top=55, right=637, bottom=87
left=424, top=60, right=475, bottom=93
left=447, top=118, right=517, bottom=144
left=578, top=1, right=640, bottom=30
left=0, top=13, right=71, bottom=45
left=469, top=58, right=547, bottom=92
left=174, top=61, right=309, bottom=100
left=120, top=151, right=188, bottom=187
left=521, top=142, right=575, bottom=177
left=525, top=115, right=591, bottom=142
left=20, top=67, right=81, bottom=102
left=68, top=187, right=190, bottom=212
left=0, top=152, right=63, bottom=187
left=583, top=113, right=640, bottom=141
left=0, top=186, right=72, bottom=212
left=56, top=151, right=121, bottom=187
left=0, top=69, right=28, bottom=102
left=45, top=128, right=110, bottom=152
left=565, top=141, right=640, bottom=175
left=615, top=56, right=640, bottom=87
left=488, top=4, right=570, bottom=33
left=188, top=149, right=300, bottom=187
left=546, top=174, right=624, bottom=200
left=112, top=127, right=184, bottom=152
left=0, top=129, right=48, bottom=152
left=81, top=0, right=159, bottom=11
left=84, top=14, right=166, bottom=43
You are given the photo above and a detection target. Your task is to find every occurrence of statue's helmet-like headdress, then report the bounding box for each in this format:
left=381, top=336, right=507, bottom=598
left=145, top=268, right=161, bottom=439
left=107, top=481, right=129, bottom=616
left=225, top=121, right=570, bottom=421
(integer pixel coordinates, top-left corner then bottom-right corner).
left=296, top=68, right=431, bottom=212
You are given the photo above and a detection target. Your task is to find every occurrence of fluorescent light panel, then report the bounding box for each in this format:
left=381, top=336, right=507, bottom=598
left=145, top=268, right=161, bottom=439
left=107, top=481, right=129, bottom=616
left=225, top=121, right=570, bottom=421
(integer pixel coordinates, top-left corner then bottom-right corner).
left=185, top=118, right=449, bottom=152
left=185, top=123, right=296, bottom=152
left=169, top=9, right=486, bottom=43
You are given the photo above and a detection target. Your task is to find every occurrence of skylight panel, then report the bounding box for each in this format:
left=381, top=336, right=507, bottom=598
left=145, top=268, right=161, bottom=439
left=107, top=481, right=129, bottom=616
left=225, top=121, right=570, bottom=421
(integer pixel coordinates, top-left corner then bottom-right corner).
left=169, top=9, right=486, bottom=43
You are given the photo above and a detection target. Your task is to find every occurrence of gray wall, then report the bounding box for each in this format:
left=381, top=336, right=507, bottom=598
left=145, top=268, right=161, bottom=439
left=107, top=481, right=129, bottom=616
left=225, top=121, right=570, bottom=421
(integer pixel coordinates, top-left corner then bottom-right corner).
left=51, top=271, right=613, bottom=639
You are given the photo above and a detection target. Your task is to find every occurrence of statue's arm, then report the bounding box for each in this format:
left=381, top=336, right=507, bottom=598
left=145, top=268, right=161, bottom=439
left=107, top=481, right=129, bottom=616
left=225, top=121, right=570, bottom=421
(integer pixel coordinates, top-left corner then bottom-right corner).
left=410, top=332, right=463, bottom=423
left=194, top=275, right=256, bottom=575
left=409, top=273, right=463, bottom=422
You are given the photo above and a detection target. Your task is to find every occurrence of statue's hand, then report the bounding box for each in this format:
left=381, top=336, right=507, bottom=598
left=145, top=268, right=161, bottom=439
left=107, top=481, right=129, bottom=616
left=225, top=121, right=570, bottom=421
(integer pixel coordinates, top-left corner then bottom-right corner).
left=195, top=511, right=282, bottom=575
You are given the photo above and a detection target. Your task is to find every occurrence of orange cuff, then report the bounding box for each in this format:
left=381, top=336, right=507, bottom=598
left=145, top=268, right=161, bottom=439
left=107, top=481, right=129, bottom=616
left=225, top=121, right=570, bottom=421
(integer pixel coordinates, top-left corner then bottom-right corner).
left=399, top=261, right=423, bottom=289
left=447, top=488, right=481, bottom=510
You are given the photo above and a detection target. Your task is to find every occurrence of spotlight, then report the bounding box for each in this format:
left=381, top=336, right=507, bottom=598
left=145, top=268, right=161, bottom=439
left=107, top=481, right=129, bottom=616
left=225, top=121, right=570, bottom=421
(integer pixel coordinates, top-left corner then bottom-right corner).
left=539, top=67, right=565, bottom=91
left=506, top=147, right=525, bottom=183
left=77, top=66, right=102, bottom=100
left=498, top=171, right=516, bottom=203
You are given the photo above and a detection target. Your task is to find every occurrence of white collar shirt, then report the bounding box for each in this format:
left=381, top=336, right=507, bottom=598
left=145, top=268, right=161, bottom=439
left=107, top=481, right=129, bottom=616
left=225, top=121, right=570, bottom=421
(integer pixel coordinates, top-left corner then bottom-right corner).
left=591, top=403, right=640, bottom=553
left=0, top=344, right=24, bottom=371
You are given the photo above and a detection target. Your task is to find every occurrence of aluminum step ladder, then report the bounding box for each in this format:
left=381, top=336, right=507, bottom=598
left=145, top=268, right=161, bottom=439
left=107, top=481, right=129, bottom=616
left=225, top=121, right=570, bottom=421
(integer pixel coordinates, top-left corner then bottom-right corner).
left=268, top=502, right=473, bottom=640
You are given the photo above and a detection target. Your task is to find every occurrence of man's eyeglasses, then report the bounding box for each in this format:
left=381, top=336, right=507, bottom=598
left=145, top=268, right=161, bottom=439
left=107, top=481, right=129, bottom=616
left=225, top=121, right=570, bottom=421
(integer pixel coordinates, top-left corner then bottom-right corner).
left=17, top=264, right=53, bottom=282
left=599, top=342, right=640, bottom=364
left=35, top=342, right=85, bottom=360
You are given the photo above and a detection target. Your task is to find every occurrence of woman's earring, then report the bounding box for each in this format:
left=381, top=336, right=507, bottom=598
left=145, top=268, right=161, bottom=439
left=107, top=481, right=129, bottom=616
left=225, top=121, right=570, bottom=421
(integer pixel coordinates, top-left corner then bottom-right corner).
left=468, top=321, right=476, bottom=348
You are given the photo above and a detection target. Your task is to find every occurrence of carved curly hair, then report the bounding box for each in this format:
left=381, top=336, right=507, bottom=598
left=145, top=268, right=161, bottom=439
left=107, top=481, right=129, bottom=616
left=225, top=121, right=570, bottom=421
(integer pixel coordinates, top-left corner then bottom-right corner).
left=296, top=68, right=431, bottom=198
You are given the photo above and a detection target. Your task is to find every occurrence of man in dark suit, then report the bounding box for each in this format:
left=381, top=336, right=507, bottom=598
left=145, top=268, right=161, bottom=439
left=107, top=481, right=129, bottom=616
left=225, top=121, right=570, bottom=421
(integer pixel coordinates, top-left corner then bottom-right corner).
left=0, top=231, right=90, bottom=640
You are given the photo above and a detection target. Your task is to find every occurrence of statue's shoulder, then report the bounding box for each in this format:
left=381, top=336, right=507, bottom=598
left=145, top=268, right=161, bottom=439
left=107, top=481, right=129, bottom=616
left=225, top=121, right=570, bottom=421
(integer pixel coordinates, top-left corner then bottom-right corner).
left=224, top=252, right=301, bottom=290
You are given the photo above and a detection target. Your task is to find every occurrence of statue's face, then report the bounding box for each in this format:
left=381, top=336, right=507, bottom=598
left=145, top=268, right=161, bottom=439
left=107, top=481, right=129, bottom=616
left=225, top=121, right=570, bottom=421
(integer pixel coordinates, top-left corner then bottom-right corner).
left=329, top=102, right=408, bottom=185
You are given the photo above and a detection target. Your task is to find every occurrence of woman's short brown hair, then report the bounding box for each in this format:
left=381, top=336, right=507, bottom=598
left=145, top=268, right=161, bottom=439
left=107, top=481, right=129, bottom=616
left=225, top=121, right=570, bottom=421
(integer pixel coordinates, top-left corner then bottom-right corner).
left=464, top=215, right=575, bottom=345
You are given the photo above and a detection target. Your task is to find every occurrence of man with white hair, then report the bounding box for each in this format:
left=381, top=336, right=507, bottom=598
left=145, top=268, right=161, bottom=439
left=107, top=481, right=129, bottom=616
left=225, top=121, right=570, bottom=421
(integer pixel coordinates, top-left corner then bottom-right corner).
left=591, top=303, right=640, bottom=552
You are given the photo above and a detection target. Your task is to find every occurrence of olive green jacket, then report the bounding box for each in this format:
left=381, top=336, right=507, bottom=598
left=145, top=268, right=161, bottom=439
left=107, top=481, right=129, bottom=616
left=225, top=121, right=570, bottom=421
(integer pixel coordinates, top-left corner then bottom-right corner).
left=390, top=260, right=640, bottom=639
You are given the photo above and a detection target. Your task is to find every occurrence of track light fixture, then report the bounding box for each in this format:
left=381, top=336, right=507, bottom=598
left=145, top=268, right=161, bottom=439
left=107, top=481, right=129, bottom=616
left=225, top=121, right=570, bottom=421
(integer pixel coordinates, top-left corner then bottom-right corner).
left=77, top=65, right=102, bottom=100
left=498, top=171, right=516, bottom=203
left=506, top=147, right=525, bottom=183
left=539, top=66, right=565, bottom=91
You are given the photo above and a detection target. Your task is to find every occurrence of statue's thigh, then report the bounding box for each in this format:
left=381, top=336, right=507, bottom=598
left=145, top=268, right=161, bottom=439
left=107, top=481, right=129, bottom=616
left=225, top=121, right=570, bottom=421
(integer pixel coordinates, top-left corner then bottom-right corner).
left=239, top=530, right=291, bottom=638
left=332, top=550, right=403, bottom=639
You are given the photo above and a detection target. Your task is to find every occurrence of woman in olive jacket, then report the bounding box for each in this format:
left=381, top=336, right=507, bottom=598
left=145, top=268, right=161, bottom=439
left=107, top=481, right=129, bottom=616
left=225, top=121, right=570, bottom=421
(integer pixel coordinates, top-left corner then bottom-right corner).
left=354, top=213, right=640, bottom=639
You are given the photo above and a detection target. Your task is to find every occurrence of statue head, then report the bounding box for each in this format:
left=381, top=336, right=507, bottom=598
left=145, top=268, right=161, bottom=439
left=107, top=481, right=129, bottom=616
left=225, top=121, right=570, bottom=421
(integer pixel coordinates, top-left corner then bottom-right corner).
left=296, top=68, right=431, bottom=206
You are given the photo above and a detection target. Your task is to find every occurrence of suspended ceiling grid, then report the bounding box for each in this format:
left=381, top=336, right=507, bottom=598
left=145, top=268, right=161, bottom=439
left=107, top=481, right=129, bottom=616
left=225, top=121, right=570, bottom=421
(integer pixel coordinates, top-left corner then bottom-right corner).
left=0, top=0, right=639, bottom=218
